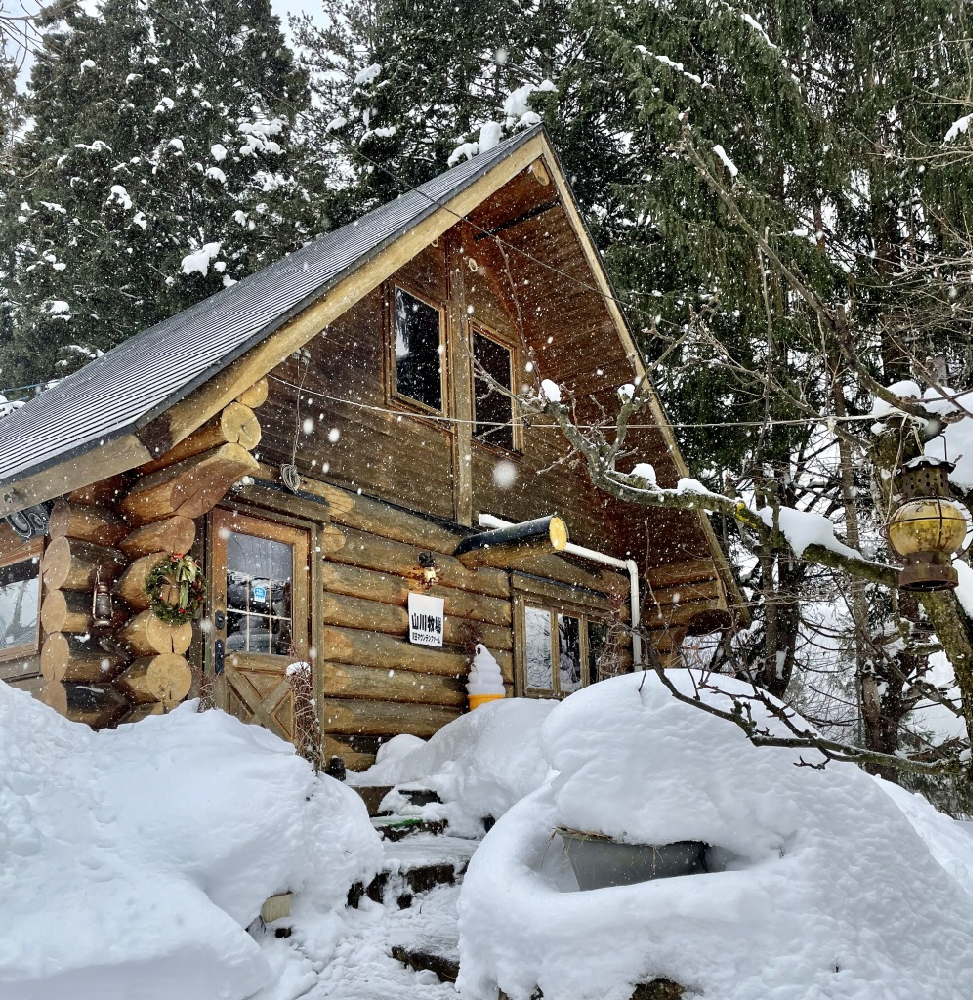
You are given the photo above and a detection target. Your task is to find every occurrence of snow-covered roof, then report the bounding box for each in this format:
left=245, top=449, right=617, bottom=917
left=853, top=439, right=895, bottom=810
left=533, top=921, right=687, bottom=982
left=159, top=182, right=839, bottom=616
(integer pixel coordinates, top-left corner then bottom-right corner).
left=0, top=127, right=543, bottom=490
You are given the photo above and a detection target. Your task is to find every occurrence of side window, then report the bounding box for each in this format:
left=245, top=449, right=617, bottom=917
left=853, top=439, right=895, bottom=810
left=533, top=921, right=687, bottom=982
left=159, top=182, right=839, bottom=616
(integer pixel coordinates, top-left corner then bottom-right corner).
left=0, top=541, right=42, bottom=663
left=472, top=329, right=515, bottom=451
left=393, top=286, right=443, bottom=412
left=518, top=597, right=609, bottom=699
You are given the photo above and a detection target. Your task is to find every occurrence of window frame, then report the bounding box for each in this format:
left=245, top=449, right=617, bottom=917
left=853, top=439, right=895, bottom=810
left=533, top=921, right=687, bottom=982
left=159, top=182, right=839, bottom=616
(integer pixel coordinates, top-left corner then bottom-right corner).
left=470, top=323, right=522, bottom=455
left=387, top=282, right=448, bottom=417
left=210, top=509, right=310, bottom=672
left=514, top=591, right=606, bottom=699
left=0, top=536, right=43, bottom=665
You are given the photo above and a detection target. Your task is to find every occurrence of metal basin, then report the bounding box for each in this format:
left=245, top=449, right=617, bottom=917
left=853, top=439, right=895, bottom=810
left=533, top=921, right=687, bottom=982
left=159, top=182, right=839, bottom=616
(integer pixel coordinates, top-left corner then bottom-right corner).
left=556, top=828, right=710, bottom=890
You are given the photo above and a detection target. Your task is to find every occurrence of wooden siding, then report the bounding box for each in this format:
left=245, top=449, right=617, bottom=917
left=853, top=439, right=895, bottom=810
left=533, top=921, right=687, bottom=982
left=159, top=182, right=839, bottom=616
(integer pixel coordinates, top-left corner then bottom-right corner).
left=297, top=475, right=627, bottom=768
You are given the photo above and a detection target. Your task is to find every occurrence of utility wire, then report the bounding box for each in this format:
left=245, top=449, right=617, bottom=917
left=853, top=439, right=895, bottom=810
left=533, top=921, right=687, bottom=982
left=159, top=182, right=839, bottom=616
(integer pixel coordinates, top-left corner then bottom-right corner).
left=268, top=374, right=889, bottom=432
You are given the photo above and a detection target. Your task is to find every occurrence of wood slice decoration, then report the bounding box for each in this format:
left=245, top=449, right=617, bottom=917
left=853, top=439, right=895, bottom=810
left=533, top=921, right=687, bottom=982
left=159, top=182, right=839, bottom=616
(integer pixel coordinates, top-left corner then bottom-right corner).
left=41, top=589, right=127, bottom=635
left=235, top=377, right=269, bottom=408
left=41, top=632, right=126, bottom=684
left=48, top=501, right=128, bottom=547
left=139, top=403, right=262, bottom=474
left=120, top=611, right=192, bottom=656
left=119, top=443, right=259, bottom=524
left=115, top=553, right=169, bottom=610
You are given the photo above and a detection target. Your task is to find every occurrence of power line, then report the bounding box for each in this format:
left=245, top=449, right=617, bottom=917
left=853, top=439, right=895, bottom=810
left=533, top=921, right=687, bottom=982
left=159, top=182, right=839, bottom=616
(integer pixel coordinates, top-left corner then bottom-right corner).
left=268, top=374, right=885, bottom=432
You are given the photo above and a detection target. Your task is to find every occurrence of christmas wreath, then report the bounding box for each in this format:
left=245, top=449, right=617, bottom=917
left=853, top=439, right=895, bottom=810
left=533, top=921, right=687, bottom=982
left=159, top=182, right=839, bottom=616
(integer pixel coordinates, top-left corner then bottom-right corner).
left=145, top=553, right=206, bottom=625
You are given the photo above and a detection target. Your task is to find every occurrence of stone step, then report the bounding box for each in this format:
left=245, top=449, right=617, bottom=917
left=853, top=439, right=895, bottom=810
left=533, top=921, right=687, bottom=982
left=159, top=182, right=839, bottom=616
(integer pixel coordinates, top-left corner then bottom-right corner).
left=371, top=816, right=447, bottom=841
left=350, top=834, right=477, bottom=910
left=391, top=941, right=459, bottom=984
left=388, top=884, right=461, bottom=984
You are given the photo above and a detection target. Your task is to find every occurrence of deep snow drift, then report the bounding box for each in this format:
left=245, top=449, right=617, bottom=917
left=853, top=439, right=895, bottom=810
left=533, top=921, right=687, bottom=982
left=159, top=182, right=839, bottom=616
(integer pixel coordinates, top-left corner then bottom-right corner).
left=457, top=671, right=973, bottom=1000
left=0, top=682, right=382, bottom=1000
left=350, top=697, right=556, bottom=837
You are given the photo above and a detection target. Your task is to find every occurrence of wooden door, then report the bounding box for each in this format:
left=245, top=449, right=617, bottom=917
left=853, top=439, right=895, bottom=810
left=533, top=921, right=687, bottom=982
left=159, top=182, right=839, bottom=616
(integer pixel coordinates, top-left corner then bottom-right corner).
left=210, top=509, right=310, bottom=741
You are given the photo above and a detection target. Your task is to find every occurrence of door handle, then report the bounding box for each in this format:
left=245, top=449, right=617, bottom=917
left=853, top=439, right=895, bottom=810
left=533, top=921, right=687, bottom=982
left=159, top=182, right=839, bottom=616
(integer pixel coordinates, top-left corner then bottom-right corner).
left=214, top=638, right=225, bottom=675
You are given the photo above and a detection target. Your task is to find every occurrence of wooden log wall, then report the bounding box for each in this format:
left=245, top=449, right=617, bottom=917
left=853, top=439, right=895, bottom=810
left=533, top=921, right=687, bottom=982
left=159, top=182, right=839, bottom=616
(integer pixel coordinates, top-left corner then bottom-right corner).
left=642, top=560, right=732, bottom=667
left=291, top=472, right=628, bottom=770
left=38, top=379, right=268, bottom=729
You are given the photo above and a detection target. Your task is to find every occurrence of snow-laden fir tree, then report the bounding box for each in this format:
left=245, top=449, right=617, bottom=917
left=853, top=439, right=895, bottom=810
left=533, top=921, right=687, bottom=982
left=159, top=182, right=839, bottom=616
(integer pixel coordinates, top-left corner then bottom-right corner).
left=292, top=0, right=570, bottom=218
left=0, top=0, right=330, bottom=384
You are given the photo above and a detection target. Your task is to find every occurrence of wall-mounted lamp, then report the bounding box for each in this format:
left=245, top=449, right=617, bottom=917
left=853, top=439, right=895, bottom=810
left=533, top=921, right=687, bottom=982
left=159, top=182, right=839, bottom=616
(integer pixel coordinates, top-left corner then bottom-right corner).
left=417, top=551, right=439, bottom=588
left=92, top=569, right=115, bottom=627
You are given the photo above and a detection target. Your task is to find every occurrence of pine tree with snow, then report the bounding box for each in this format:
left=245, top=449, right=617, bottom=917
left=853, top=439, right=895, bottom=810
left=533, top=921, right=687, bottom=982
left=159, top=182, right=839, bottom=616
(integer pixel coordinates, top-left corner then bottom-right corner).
left=293, top=0, right=568, bottom=216
left=0, top=0, right=330, bottom=384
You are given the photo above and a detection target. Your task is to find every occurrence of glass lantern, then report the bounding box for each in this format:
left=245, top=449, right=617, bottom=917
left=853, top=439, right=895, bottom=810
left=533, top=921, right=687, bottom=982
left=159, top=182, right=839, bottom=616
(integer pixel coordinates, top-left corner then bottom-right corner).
left=887, top=457, right=969, bottom=592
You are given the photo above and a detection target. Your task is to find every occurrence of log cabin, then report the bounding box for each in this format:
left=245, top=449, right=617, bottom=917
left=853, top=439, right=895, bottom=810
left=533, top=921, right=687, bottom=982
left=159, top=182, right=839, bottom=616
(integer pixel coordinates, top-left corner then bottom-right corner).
left=0, top=126, right=743, bottom=769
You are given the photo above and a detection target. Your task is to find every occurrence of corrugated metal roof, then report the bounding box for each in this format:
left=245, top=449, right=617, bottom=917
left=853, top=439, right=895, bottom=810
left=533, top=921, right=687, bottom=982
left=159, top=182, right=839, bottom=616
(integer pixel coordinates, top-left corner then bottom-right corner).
left=0, top=127, right=543, bottom=487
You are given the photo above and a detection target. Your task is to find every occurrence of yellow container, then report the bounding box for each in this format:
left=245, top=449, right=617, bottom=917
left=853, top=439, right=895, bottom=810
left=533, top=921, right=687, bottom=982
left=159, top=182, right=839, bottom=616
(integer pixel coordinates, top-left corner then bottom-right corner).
left=469, top=692, right=505, bottom=710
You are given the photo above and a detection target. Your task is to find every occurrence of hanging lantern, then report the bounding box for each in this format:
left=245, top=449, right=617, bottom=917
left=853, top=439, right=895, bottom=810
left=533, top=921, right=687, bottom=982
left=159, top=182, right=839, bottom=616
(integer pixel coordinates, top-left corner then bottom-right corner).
left=92, top=570, right=114, bottom=627
left=887, top=457, right=969, bottom=592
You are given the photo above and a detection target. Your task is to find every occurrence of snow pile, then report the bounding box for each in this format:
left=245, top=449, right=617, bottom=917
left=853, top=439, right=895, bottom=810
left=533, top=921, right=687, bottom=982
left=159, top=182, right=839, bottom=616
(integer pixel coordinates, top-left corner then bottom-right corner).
left=756, top=503, right=861, bottom=560
left=467, top=643, right=505, bottom=696
left=181, top=241, right=222, bottom=276
left=458, top=671, right=973, bottom=1000
left=944, top=113, right=972, bottom=143
left=921, top=386, right=973, bottom=489
left=353, top=62, right=382, bottom=86
left=349, top=698, right=556, bottom=837
left=0, top=682, right=381, bottom=1000
left=712, top=143, right=738, bottom=177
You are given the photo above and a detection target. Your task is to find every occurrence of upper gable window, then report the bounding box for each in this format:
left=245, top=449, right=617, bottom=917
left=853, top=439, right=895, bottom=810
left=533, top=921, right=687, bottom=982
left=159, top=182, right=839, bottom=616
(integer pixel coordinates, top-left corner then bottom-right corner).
left=472, top=329, right=515, bottom=452
left=393, top=287, right=443, bottom=412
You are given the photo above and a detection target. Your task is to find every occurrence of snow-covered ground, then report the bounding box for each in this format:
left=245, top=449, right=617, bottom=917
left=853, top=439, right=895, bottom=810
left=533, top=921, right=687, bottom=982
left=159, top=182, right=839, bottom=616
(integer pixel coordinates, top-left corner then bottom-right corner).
left=458, top=672, right=973, bottom=1000
left=348, top=697, right=556, bottom=838
left=0, top=680, right=381, bottom=1000
left=4, top=676, right=973, bottom=1000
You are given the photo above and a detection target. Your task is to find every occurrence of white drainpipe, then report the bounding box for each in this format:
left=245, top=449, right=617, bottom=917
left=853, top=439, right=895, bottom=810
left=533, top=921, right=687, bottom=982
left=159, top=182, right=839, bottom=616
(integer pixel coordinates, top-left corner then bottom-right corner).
left=477, top=514, right=643, bottom=668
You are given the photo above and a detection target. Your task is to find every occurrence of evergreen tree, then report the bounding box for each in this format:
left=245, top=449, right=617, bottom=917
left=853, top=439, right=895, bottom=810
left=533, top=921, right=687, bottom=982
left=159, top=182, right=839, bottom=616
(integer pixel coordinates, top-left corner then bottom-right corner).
left=0, top=0, right=329, bottom=384
left=293, top=0, right=571, bottom=216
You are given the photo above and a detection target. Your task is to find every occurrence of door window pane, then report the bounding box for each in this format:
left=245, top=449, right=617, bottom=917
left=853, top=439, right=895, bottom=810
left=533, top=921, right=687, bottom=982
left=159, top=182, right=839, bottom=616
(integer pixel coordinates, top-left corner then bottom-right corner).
left=524, top=605, right=553, bottom=691
left=473, top=330, right=514, bottom=450
left=558, top=613, right=583, bottom=693
left=0, top=558, right=39, bottom=653
left=394, top=287, right=442, bottom=410
left=588, top=620, right=610, bottom=685
left=226, top=531, right=293, bottom=655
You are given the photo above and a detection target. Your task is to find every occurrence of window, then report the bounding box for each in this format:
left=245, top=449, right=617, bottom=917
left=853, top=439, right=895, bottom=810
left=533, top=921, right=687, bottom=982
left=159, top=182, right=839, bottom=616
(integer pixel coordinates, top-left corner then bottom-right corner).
left=472, top=329, right=515, bottom=451
left=518, top=596, right=614, bottom=698
left=393, top=286, right=443, bottom=411
left=211, top=510, right=309, bottom=663
left=226, top=532, right=296, bottom=655
left=0, top=541, right=41, bottom=663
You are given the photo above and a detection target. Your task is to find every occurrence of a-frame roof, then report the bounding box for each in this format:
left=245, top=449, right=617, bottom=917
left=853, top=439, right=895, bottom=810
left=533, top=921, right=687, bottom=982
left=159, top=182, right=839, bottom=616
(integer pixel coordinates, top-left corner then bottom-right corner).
left=0, top=126, right=743, bottom=615
left=0, top=127, right=544, bottom=494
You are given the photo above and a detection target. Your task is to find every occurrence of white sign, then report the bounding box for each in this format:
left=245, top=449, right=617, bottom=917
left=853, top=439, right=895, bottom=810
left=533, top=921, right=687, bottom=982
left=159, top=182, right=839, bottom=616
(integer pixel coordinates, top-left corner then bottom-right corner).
left=408, top=592, right=445, bottom=647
